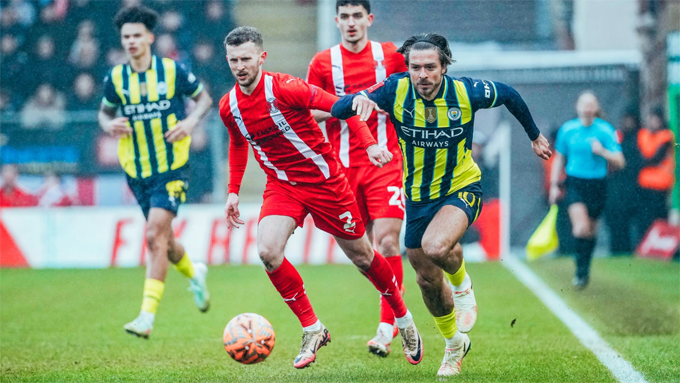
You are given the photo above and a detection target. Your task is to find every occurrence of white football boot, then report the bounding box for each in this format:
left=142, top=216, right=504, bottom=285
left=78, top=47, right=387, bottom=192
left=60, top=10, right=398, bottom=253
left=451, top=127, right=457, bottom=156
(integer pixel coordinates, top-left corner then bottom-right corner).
left=189, top=263, right=210, bottom=312
left=451, top=280, right=477, bottom=333
left=123, top=314, right=153, bottom=339
left=437, top=331, right=471, bottom=377
left=294, top=324, right=331, bottom=368
left=367, top=323, right=394, bottom=357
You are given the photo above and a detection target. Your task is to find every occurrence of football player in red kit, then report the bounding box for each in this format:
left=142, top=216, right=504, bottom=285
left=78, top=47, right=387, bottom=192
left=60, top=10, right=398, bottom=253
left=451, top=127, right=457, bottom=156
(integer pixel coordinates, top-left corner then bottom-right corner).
left=306, top=0, right=408, bottom=357
left=219, top=26, right=423, bottom=369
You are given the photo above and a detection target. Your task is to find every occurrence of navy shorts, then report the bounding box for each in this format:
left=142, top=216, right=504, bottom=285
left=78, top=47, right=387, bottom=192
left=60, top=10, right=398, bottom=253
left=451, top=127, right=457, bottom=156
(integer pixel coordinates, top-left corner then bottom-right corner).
left=404, top=182, right=483, bottom=249
left=126, top=167, right=189, bottom=219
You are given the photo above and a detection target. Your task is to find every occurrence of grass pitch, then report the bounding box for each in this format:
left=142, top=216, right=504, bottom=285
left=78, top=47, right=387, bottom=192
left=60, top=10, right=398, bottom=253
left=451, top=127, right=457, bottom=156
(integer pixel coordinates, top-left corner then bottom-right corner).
left=1, top=257, right=677, bottom=382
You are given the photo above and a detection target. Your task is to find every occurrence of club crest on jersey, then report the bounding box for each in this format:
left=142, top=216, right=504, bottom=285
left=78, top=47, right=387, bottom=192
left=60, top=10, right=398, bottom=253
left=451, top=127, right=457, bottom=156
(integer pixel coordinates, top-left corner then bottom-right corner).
left=140, top=83, right=148, bottom=97
left=266, top=98, right=280, bottom=114
left=425, top=107, right=437, bottom=124
left=448, top=107, right=462, bottom=121
left=157, top=82, right=168, bottom=95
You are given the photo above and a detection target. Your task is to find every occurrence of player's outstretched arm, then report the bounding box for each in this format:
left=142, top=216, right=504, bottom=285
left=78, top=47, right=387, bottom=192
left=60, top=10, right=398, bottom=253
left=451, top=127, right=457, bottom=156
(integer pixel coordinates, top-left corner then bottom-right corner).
left=165, top=90, right=214, bottom=143
left=486, top=81, right=551, bottom=160
left=98, top=103, right=132, bottom=138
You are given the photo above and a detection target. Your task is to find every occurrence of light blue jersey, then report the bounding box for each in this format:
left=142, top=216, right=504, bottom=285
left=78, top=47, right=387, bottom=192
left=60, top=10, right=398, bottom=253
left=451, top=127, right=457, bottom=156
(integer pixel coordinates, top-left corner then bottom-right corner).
left=555, top=118, right=621, bottom=179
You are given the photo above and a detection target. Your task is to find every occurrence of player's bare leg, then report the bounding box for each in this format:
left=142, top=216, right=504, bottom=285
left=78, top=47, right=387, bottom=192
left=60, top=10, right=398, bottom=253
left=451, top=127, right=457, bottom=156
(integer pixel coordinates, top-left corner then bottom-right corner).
left=568, top=203, right=597, bottom=289
left=407, top=206, right=476, bottom=376
left=421, top=206, right=477, bottom=332
left=168, top=233, right=210, bottom=313
left=335, top=235, right=423, bottom=364
left=124, top=208, right=173, bottom=338
left=366, top=218, right=404, bottom=356
left=258, top=215, right=329, bottom=369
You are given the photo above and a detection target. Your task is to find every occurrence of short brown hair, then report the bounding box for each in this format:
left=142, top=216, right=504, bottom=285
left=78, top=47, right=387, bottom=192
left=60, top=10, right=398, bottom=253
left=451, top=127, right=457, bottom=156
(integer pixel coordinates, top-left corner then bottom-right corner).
left=224, top=26, right=264, bottom=50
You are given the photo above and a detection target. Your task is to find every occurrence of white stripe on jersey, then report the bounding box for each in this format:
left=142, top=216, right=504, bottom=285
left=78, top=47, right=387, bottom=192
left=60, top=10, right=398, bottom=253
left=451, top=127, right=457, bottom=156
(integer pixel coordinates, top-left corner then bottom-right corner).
left=370, top=41, right=388, bottom=150
left=229, top=88, right=288, bottom=181
left=264, top=75, right=331, bottom=179
left=330, top=44, right=350, bottom=167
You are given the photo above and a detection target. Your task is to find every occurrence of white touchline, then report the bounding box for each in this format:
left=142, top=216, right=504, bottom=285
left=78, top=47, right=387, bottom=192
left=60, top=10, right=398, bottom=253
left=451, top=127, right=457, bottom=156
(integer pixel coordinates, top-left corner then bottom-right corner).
left=502, top=256, right=648, bottom=383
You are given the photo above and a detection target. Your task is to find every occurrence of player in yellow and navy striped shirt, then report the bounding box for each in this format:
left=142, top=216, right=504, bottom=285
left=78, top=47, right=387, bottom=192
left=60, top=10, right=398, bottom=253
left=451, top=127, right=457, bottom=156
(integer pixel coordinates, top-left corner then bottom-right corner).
left=97, top=5, right=213, bottom=339
left=332, top=33, right=552, bottom=377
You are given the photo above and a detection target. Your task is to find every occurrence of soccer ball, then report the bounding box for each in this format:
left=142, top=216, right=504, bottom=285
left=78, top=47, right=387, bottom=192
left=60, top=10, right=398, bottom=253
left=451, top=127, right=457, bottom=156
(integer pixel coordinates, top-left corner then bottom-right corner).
left=223, top=313, right=276, bottom=364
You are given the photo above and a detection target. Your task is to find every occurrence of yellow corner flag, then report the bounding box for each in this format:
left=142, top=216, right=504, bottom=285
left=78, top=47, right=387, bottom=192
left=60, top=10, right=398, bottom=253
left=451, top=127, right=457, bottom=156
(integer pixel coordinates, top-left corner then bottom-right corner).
left=526, top=205, right=559, bottom=261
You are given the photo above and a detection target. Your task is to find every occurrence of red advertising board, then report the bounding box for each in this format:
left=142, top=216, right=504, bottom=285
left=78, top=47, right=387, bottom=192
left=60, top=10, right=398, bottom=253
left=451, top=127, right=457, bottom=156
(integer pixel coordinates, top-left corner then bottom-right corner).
left=636, top=220, right=680, bottom=260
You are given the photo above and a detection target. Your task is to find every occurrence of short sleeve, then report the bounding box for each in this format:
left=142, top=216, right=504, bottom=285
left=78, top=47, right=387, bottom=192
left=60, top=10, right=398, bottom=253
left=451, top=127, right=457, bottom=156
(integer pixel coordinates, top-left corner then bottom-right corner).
left=102, top=72, right=121, bottom=107
left=176, top=62, right=203, bottom=98
left=555, top=125, right=568, bottom=155
left=600, top=123, right=622, bottom=153
left=467, top=78, right=498, bottom=110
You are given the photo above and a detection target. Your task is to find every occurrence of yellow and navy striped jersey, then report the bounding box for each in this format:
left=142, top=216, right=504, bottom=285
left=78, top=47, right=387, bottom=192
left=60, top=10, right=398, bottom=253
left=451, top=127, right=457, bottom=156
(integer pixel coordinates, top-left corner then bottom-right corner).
left=102, top=55, right=203, bottom=179
left=361, top=73, right=497, bottom=202
left=332, top=73, right=541, bottom=203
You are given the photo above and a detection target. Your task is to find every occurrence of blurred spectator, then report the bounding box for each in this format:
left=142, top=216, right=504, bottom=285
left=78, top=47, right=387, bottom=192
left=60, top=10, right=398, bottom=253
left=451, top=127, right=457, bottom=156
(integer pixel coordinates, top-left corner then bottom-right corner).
left=39, top=0, right=68, bottom=22
left=192, top=39, right=232, bottom=96
left=0, top=88, right=19, bottom=113
left=7, top=0, right=36, bottom=28
left=605, top=110, right=643, bottom=255
left=0, top=164, right=36, bottom=207
left=202, top=0, right=233, bottom=47
left=36, top=172, right=74, bottom=207
left=105, top=47, right=127, bottom=67
left=156, top=33, right=186, bottom=63
left=28, top=34, right=66, bottom=92
left=637, top=106, right=676, bottom=236
left=20, top=83, right=67, bottom=130
left=68, top=20, right=101, bottom=72
left=0, top=33, right=29, bottom=99
left=69, top=73, right=99, bottom=111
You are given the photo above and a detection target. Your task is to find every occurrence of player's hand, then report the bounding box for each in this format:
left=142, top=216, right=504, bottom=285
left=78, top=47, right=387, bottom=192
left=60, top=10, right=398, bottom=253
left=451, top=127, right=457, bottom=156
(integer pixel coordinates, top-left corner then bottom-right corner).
left=352, top=95, right=382, bottom=122
left=225, top=193, right=245, bottom=229
left=366, top=144, right=393, bottom=168
left=165, top=116, right=199, bottom=143
left=590, top=139, right=605, bottom=156
left=104, top=117, right=132, bottom=138
left=548, top=184, right=562, bottom=205
left=531, top=134, right=552, bottom=161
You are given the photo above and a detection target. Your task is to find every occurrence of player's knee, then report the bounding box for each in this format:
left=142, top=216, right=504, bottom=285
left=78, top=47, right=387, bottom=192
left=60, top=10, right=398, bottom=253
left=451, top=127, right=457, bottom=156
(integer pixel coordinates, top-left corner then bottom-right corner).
left=377, top=233, right=400, bottom=257
left=415, top=271, right=441, bottom=292
left=145, top=226, right=166, bottom=252
left=258, top=243, right=285, bottom=265
left=422, top=241, right=449, bottom=263
left=572, top=223, right=590, bottom=238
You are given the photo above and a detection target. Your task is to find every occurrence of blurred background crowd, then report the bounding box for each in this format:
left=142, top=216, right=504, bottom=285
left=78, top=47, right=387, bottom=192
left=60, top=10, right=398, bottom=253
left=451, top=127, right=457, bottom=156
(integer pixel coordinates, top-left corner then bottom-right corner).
left=0, top=0, right=678, bottom=255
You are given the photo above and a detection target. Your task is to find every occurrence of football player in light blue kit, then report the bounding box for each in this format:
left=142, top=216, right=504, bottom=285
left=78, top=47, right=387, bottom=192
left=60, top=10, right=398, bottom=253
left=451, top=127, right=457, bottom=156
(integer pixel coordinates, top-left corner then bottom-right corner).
left=549, top=91, right=625, bottom=289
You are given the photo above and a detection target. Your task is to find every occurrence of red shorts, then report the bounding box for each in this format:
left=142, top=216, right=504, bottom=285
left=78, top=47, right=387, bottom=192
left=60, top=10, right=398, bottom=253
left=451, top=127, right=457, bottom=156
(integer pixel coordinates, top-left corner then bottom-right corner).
left=259, top=172, right=365, bottom=240
left=344, top=158, right=405, bottom=223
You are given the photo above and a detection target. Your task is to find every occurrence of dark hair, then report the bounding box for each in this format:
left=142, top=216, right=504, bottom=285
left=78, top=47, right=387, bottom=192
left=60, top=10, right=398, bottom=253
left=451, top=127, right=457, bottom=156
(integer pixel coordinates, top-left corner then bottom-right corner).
left=114, top=6, right=159, bottom=32
left=224, top=26, right=264, bottom=50
left=397, top=33, right=454, bottom=67
left=336, top=0, right=370, bottom=14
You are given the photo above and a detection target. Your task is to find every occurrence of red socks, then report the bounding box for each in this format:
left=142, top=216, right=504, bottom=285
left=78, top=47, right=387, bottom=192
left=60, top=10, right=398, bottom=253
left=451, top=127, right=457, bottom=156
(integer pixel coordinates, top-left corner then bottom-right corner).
left=379, top=256, right=404, bottom=324
left=364, top=251, right=407, bottom=319
left=267, top=257, right=318, bottom=327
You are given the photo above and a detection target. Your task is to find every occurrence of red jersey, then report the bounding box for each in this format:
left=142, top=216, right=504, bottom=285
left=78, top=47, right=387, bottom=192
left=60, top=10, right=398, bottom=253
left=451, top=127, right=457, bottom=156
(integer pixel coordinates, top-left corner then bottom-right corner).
left=219, top=71, right=376, bottom=194
left=307, top=41, right=407, bottom=167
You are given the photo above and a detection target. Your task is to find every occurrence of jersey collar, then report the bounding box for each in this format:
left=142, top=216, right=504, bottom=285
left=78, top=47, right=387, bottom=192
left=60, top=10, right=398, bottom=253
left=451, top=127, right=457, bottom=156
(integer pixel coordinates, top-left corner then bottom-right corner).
left=126, top=55, right=157, bottom=75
